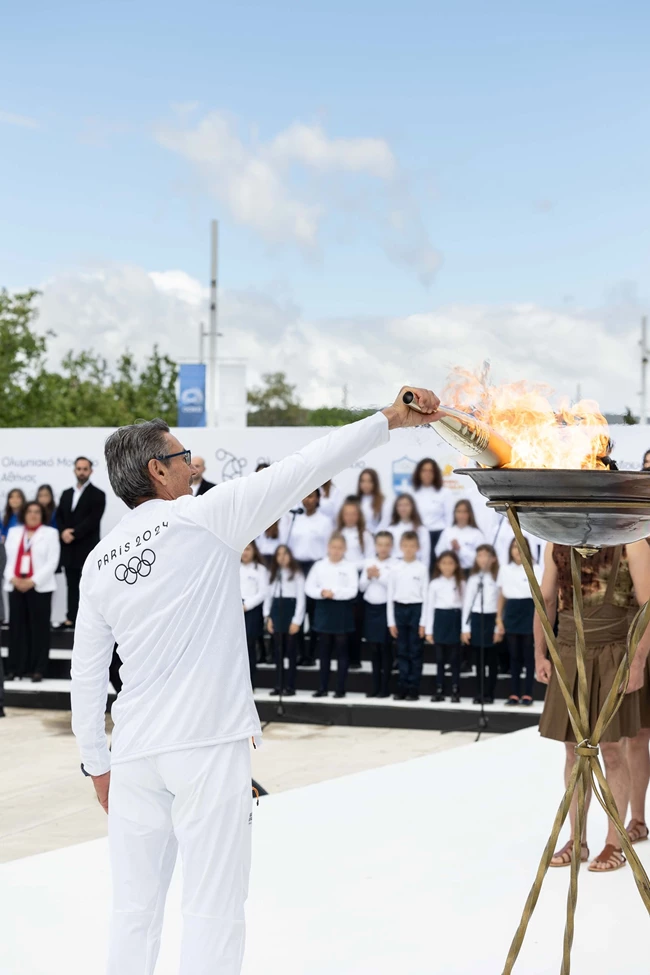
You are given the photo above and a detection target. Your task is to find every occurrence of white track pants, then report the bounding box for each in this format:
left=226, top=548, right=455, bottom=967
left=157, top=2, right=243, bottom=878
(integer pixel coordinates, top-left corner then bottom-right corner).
left=106, top=738, right=252, bottom=975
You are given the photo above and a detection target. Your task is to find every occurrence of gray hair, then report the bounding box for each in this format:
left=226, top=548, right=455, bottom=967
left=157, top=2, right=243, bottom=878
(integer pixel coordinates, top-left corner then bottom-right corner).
left=104, top=418, right=171, bottom=509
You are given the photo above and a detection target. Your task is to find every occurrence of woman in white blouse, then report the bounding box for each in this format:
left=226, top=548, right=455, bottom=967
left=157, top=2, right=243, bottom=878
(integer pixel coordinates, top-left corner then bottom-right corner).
left=3, top=500, right=61, bottom=682
left=357, top=468, right=392, bottom=534
left=388, top=494, right=431, bottom=568
left=264, top=544, right=306, bottom=696
left=435, top=500, right=485, bottom=574
left=411, top=457, right=454, bottom=573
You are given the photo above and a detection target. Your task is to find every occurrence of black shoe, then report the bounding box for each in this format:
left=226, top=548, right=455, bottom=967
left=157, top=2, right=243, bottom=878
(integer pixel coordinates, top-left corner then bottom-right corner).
left=451, top=687, right=461, bottom=704
left=433, top=689, right=445, bottom=703
left=377, top=692, right=391, bottom=699
left=303, top=659, right=318, bottom=667
left=0, top=708, right=4, bottom=717
left=313, top=690, right=328, bottom=698
left=270, top=688, right=282, bottom=696
left=473, top=696, right=483, bottom=705
left=393, top=691, right=406, bottom=701
left=349, top=662, right=362, bottom=670
left=333, top=691, right=346, bottom=699
left=31, top=673, right=43, bottom=683
left=4, top=673, right=15, bottom=682
left=284, top=688, right=296, bottom=697
left=406, top=693, right=420, bottom=702
left=505, top=696, right=520, bottom=707
left=484, top=695, right=494, bottom=704
left=520, top=696, right=533, bottom=707
left=366, top=691, right=379, bottom=698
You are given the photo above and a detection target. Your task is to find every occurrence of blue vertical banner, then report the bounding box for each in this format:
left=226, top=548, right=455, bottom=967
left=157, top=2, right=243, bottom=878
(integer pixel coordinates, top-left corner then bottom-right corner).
left=178, top=363, right=207, bottom=427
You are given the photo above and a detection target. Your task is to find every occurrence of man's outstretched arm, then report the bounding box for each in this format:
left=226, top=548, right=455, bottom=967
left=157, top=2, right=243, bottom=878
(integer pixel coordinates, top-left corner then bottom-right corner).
left=192, top=386, right=441, bottom=553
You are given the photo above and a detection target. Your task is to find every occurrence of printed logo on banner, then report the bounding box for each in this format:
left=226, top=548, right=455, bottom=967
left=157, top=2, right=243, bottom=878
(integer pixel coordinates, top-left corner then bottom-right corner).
left=392, top=456, right=417, bottom=494
left=180, top=387, right=204, bottom=408
left=215, top=448, right=247, bottom=481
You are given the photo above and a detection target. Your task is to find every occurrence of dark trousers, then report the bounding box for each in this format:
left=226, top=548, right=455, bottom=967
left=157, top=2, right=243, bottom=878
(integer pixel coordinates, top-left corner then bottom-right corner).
left=273, top=632, right=298, bottom=692
left=65, top=566, right=82, bottom=622
left=0, top=651, right=5, bottom=710
left=8, top=589, right=52, bottom=677
left=319, top=633, right=348, bottom=693
left=298, top=560, right=317, bottom=663
left=429, top=530, right=443, bottom=574
left=349, top=594, right=363, bottom=667
left=369, top=641, right=392, bottom=696
left=507, top=632, right=535, bottom=698
left=474, top=644, right=498, bottom=699
left=395, top=602, right=423, bottom=692
left=435, top=643, right=461, bottom=691
left=109, top=647, right=123, bottom=695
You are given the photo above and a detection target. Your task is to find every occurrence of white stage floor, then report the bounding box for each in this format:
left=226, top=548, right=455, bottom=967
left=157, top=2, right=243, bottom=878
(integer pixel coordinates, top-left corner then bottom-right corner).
left=2, top=727, right=649, bottom=974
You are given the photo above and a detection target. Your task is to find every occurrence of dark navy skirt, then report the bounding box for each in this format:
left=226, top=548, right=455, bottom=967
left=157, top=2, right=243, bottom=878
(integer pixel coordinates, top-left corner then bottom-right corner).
left=244, top=605, right=264, bottom=642
left=470, top=611, right=496, bottom=648
left=270, top=597, right=297, bottom=634
left=363, top=601, right=389, bottom=643
left=433, top=608, right=461, bottom=645
left=313, top=599, right=355, bottom=635
left=503, top=598, right=534, bottom=635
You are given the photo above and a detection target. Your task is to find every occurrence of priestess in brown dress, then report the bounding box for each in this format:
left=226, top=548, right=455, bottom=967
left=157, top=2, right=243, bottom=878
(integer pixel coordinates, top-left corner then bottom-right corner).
left=539, top=544, right=641, bottom=743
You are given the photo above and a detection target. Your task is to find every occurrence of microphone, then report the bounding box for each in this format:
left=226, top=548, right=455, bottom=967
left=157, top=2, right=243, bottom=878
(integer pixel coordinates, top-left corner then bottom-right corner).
left=290, top=507, right=304, bottom=515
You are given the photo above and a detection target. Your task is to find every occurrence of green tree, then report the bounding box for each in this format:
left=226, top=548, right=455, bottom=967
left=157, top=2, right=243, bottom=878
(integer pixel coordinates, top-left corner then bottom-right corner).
left=307, top=406, right=374, bottom=426
left=247, top=372, right=308, bottom=426
left=0, top=288, right=179, bottom=426
left=623, top=407, right=638, bottom=425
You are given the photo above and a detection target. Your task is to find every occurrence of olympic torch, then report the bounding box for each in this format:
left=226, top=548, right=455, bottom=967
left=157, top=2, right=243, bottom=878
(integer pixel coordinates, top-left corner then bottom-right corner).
left=402, top=390, right=512, bottom=469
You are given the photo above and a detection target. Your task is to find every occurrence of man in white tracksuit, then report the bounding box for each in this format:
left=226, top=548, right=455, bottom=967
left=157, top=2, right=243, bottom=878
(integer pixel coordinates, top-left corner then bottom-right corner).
left=70, top=385, right=440, bottom=975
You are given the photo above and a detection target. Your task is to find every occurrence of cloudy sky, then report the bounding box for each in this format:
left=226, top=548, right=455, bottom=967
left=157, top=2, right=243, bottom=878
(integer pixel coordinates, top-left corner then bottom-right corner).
left=2, top=1, right=649, bottom=412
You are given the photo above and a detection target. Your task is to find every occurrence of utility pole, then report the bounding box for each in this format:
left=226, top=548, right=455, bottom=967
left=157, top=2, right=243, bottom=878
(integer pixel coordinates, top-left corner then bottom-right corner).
left=641, top=316, right=648, bottom=426
left=208, top=220, right=218, bottom=427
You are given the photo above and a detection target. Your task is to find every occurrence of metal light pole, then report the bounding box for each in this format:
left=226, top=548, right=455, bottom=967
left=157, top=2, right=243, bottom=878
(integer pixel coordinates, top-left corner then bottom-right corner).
left=641, top=316, right=648, bottom=426
left=208, top=220, right=219, bottom=427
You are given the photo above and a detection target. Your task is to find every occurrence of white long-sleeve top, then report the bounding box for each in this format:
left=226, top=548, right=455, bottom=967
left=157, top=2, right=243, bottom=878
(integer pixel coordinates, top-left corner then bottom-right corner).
left=423, top=576, right=465, bottom=637
left=386, top=559, right=429, bottom=627
left=462, top=572, right=500, bottom=632
left=279, top=509, right=332, bottom=563
left=359, top=556, right=397, bottom=605
left=413, top=486, right=455, bottom=532
left=71, top=409, right=390, bottom=775
left=239, top=561, right=269, bottom=611
left=388, top=521, right=431, bottom=567
left=304, top=558, right=359, bottom=602
left=497, top=561, right=542, bottom=599
left=319, top=483, right=345, bottom=524
left=360, top=494, right=392, bottom=534
left=263, top=568, right=306, bottom=626
left=339, top=526, right=374, bottom=571
left=435, top=525, right=486, bottom=571
left=2, top=525, right=61, bottom=593
left=255, top=529, right=281, bottom=558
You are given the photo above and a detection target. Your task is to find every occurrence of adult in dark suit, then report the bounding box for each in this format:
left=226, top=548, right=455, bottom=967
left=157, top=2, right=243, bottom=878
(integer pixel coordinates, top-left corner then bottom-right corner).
left=190, top=456, right=215, bottom=496
left=56, top=456, right=106, bottom=627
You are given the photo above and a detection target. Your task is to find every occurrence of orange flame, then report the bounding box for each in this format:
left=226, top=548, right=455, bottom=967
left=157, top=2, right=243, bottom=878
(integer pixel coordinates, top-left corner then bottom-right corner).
left=442, top=367, right=610, bottom=470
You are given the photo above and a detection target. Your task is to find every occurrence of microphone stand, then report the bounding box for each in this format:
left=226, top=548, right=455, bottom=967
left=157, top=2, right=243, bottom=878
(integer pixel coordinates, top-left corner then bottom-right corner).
left=476, top=574, right=489, bottom=741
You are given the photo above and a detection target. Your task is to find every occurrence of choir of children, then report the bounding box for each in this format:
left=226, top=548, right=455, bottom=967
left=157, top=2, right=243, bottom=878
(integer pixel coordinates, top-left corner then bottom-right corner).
left=239, top=467, right=543, bottom=704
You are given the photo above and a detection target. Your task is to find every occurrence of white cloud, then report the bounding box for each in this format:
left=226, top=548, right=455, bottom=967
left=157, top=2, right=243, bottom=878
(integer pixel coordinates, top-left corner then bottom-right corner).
left=154, top=109, right=439, bottom=282
left=0, top=110, right=40, bottom=129
left=35, top=263, right=639, bottom=416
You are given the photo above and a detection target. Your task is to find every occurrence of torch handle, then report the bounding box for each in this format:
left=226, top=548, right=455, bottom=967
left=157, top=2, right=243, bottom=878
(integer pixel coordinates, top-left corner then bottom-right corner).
left=402, top=390, right=424, bottom=413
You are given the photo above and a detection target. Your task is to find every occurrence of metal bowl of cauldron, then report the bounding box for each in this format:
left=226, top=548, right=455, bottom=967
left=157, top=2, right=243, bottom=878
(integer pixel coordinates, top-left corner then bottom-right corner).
left=457, top=469, right=650, bottom=549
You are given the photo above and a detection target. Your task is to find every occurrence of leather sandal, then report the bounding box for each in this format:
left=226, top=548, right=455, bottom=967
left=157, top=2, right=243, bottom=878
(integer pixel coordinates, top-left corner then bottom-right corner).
left=626, top=819, right=649, bottom=844
left=588, top=844, right=626, bottom=872
left=550, top=840, right=589, bottom=868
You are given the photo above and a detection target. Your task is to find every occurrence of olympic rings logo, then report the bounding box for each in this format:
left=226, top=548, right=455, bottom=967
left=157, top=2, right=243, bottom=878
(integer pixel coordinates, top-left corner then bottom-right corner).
left=114, top=549, right=156, bottom=585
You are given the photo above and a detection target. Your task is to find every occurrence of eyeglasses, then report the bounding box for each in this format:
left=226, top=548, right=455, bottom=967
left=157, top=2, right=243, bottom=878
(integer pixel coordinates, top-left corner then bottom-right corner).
left=155, top=449, right=192, bottom=466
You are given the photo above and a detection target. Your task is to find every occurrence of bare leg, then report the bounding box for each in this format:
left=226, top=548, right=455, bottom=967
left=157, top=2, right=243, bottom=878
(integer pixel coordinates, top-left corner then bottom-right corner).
left=627, top=729, right=650, bottom=824
left=550, top=742, right=592, bottom=865
left=590, top=740, right=630, bottom=869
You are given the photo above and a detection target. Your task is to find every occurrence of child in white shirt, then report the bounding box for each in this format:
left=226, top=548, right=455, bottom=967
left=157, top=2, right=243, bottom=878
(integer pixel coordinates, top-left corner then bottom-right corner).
left=240, top=541, right=269, bottom=690
left=424, top=550, right=465, bottom=703
left=359, top=531, right=396, bottom=698
left=387, top=531, right=429, bottom=701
